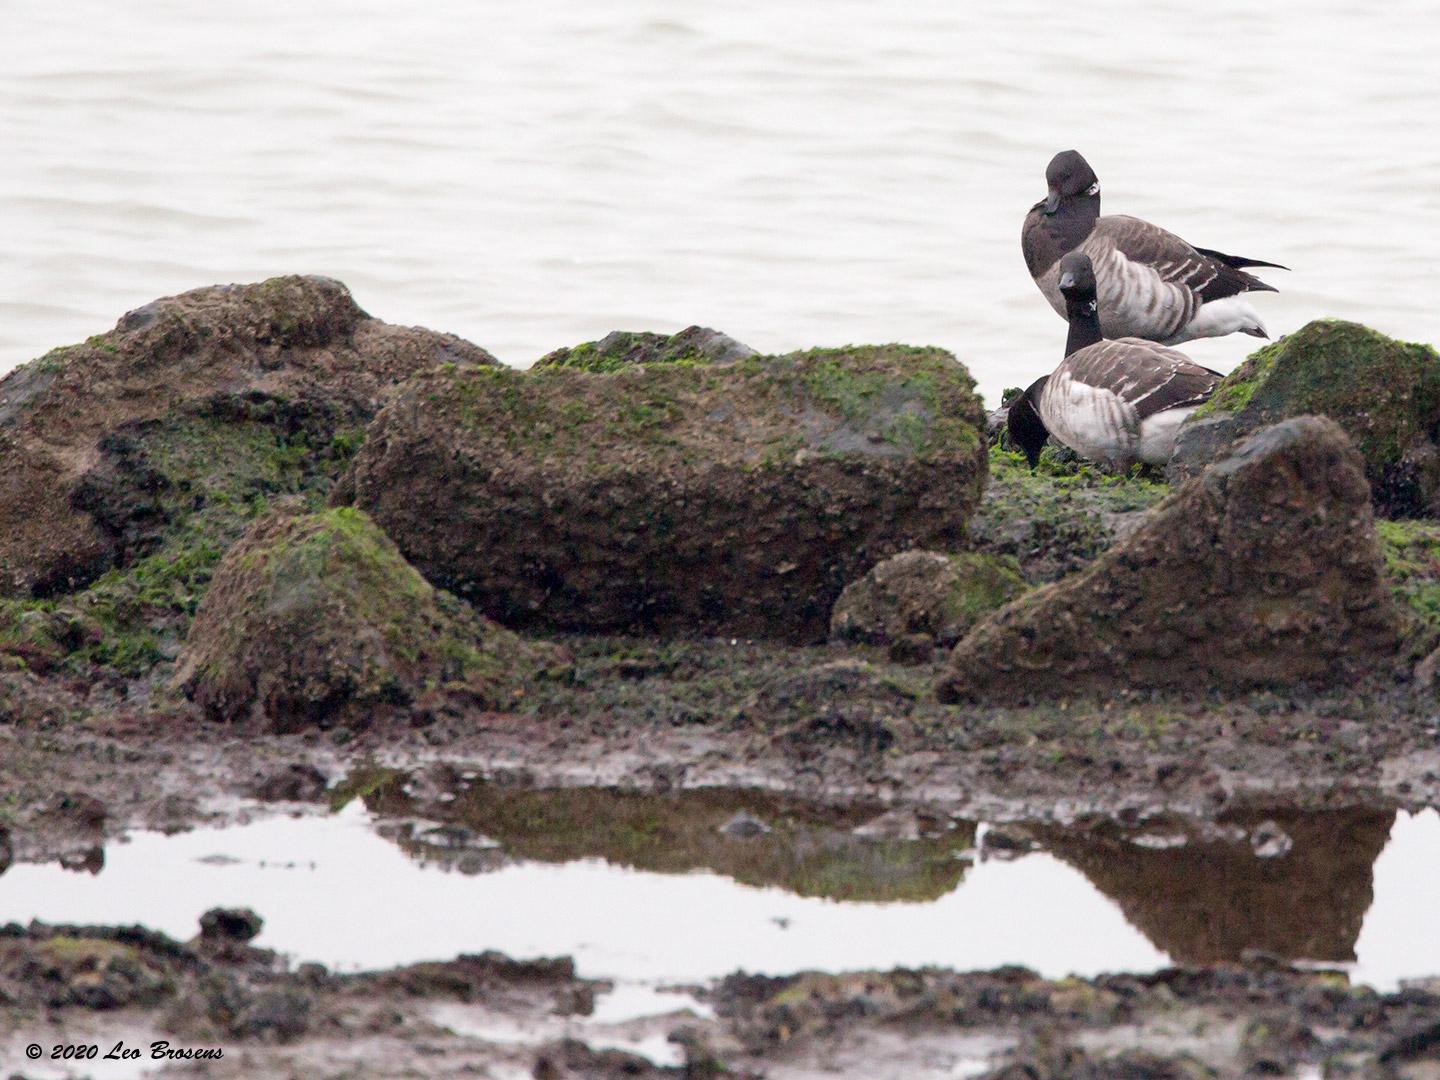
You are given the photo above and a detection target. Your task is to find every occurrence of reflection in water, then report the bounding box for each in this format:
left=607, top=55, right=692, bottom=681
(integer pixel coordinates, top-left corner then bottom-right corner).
left=58, top=846, right=105, bottom=875
left=347, top=770, right=1412, bottom=972
left=1033, top=808, right=1396, bottom=965
left=346, top=769, right=975, bottom=903
left=0, top=775, right=1433, bottom=988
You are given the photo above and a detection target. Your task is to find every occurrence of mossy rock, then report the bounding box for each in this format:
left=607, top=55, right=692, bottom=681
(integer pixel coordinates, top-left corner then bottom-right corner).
left=16, top=934, right=172, bottom=1008
left=941, top=418, right=1401, bottom=701
left=830, top=550, right=1026, bottom=648
left=532, top=326, right=755, bottom=372
left=341, top=344, right=988, bottom=642
left=0, top=277, right=496, bottom=682
left=1375, top=518, right=1440, bottom=656
left=970, top=447, right=1169, bottom=583
left=0, top=275, right=495, bottom=599
left=1169, top=320, right=1440, bottom=515
left=173, top=508, right=555, bottom=730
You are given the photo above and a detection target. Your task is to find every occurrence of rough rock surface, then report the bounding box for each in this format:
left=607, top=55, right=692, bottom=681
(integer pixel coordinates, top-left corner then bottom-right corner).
left=174, top=508, right=552, bottom=731
left=532, top=326, right=755, bottom=371
left=0, top=275, right=495, bottom=597
left=341, top=345, right=987, bottom=641
left=1168, top=320, right=1440, bottom=516
left=830, top=550, right=1025, bottom=648
left=939, top=417, right=1401, bottom=701
left=970, top=449, right=1169, bottom=584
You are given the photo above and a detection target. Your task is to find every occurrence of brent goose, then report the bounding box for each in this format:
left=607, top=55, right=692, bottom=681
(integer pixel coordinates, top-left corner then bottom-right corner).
left=1021, top=150, right=1286, bottom=344
left=1008, top=252, right=1222, bottom=470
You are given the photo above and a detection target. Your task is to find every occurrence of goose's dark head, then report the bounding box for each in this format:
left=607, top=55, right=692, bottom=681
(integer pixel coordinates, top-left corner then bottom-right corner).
left=1040, top=150, right=1100, bottom=216
left=1006, top=377, right=1050, bottom=470
left=1057, top=250, right=1098, bottom=304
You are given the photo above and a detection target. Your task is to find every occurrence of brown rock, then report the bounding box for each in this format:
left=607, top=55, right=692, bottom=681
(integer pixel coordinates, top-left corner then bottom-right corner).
left=199, top=907, right=264, bottom=944
left=1167, top=320, right=1440, bottom=516
left=830, top=550, right=1025, bottom=648
left=532, top=325, right=756, bottom=370
left=340, top=345, right=987, bottom=642
left=174, top=507, right=556, bottom=731
left=938, top=416, right=1401, bottom=701
left=0, top=276, right=495, bottom=597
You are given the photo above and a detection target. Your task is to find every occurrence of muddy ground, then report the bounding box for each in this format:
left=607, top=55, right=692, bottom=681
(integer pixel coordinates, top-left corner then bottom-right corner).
left=6, top=917, right=1440, bottom=1079
left=2, top=632, right=1440, bottom=1077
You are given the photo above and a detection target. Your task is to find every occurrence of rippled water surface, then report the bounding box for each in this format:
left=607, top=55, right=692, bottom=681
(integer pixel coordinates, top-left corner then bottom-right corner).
left=3, top=2, right=1439, bottom=401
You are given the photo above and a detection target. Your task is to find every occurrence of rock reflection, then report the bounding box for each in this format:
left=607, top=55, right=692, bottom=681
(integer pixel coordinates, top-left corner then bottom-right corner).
left=333, top=770, right=1400, bottom=965
left=337, top=769, right=975, bottom=903
left=1033, top=807, right=1396, bottom=964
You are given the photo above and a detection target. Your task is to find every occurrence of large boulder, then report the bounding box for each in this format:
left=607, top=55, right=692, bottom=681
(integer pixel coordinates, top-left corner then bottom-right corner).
left=830, top=550, right=1025, bottom=648
left=173, top=508, right=553, bottom=730
left=0, top=276, right=495, bottom=598
left=340, top=345, right=988, bottom=642
left=938, top=417, right=1401, bottom=702
left=532, top=326, right=756, bottom=371
left=1168, top=320, right=1440, bottom=515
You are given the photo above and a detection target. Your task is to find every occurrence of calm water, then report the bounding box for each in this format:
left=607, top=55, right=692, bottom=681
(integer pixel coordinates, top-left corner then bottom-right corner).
left=1, top=784, right=1437, bottom=993
left=3, top=2, right=1439, bottom=403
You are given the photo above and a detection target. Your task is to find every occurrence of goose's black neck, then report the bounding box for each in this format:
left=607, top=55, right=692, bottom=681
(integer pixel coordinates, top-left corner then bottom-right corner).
left=1007, top=376, right=1050, bottom=469
left=1064, top=291, right=1104, bottom=356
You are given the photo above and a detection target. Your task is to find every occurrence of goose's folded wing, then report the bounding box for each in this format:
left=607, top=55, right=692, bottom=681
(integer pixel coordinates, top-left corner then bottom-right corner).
left=1096, top=215, right=1275, bottom=301
left=1065, top=340, right=1223, bottom=421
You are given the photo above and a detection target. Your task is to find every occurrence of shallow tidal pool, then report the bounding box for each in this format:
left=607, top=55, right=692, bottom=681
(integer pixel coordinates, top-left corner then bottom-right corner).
left=1, top=780, right=1437, bottom=995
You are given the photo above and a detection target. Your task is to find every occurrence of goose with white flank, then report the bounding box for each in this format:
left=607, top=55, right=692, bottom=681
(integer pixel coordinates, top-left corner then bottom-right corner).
left=1022, top=150, right=1286, bottom=344
left=1008, top=252, right=1223, bottom=471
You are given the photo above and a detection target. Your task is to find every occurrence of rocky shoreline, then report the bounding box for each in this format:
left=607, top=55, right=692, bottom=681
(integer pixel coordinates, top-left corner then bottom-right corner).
left=2, top=276, right=1440, bottom=1076
left=9, top=911, right=1440, bottom=1079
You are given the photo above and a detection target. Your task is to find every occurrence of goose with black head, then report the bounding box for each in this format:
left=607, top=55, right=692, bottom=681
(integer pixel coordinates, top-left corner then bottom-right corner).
left=1008, top=252, right=1223, bottom=471
left=1022, top=150, right=1285, bottom=345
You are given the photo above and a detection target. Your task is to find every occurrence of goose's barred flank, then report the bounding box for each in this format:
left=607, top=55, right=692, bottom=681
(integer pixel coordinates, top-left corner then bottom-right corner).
left=1022, top=149, right=1285, bottom=345
left=1009, top=252, right=1222, bottom=471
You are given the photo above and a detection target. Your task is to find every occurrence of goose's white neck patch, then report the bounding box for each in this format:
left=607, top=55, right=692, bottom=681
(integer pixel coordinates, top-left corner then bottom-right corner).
left=1085, top=182, right=1100, bottom=196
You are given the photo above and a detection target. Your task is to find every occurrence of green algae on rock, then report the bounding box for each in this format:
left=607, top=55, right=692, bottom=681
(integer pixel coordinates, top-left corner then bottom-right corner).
left=940, top=417, right=1402, bottom=702
left=7, top=933, right=173, bottom=1009
left=340, top=345, right=988, bottom=642
left=830, top=549, right=1026, bottom=649
left=1375, top=519, right=1440, bottom=658
left=0, top=275, right=495, bottom=601
left=0, top=277, right=497, bottom=683
left=173, top=508, right=553, bottom=731
left=532, top=326, right=756, bottom=372
left=969, top=446, right=1169, bottom=583
left=1169, top=320, right=1440, bottom=515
